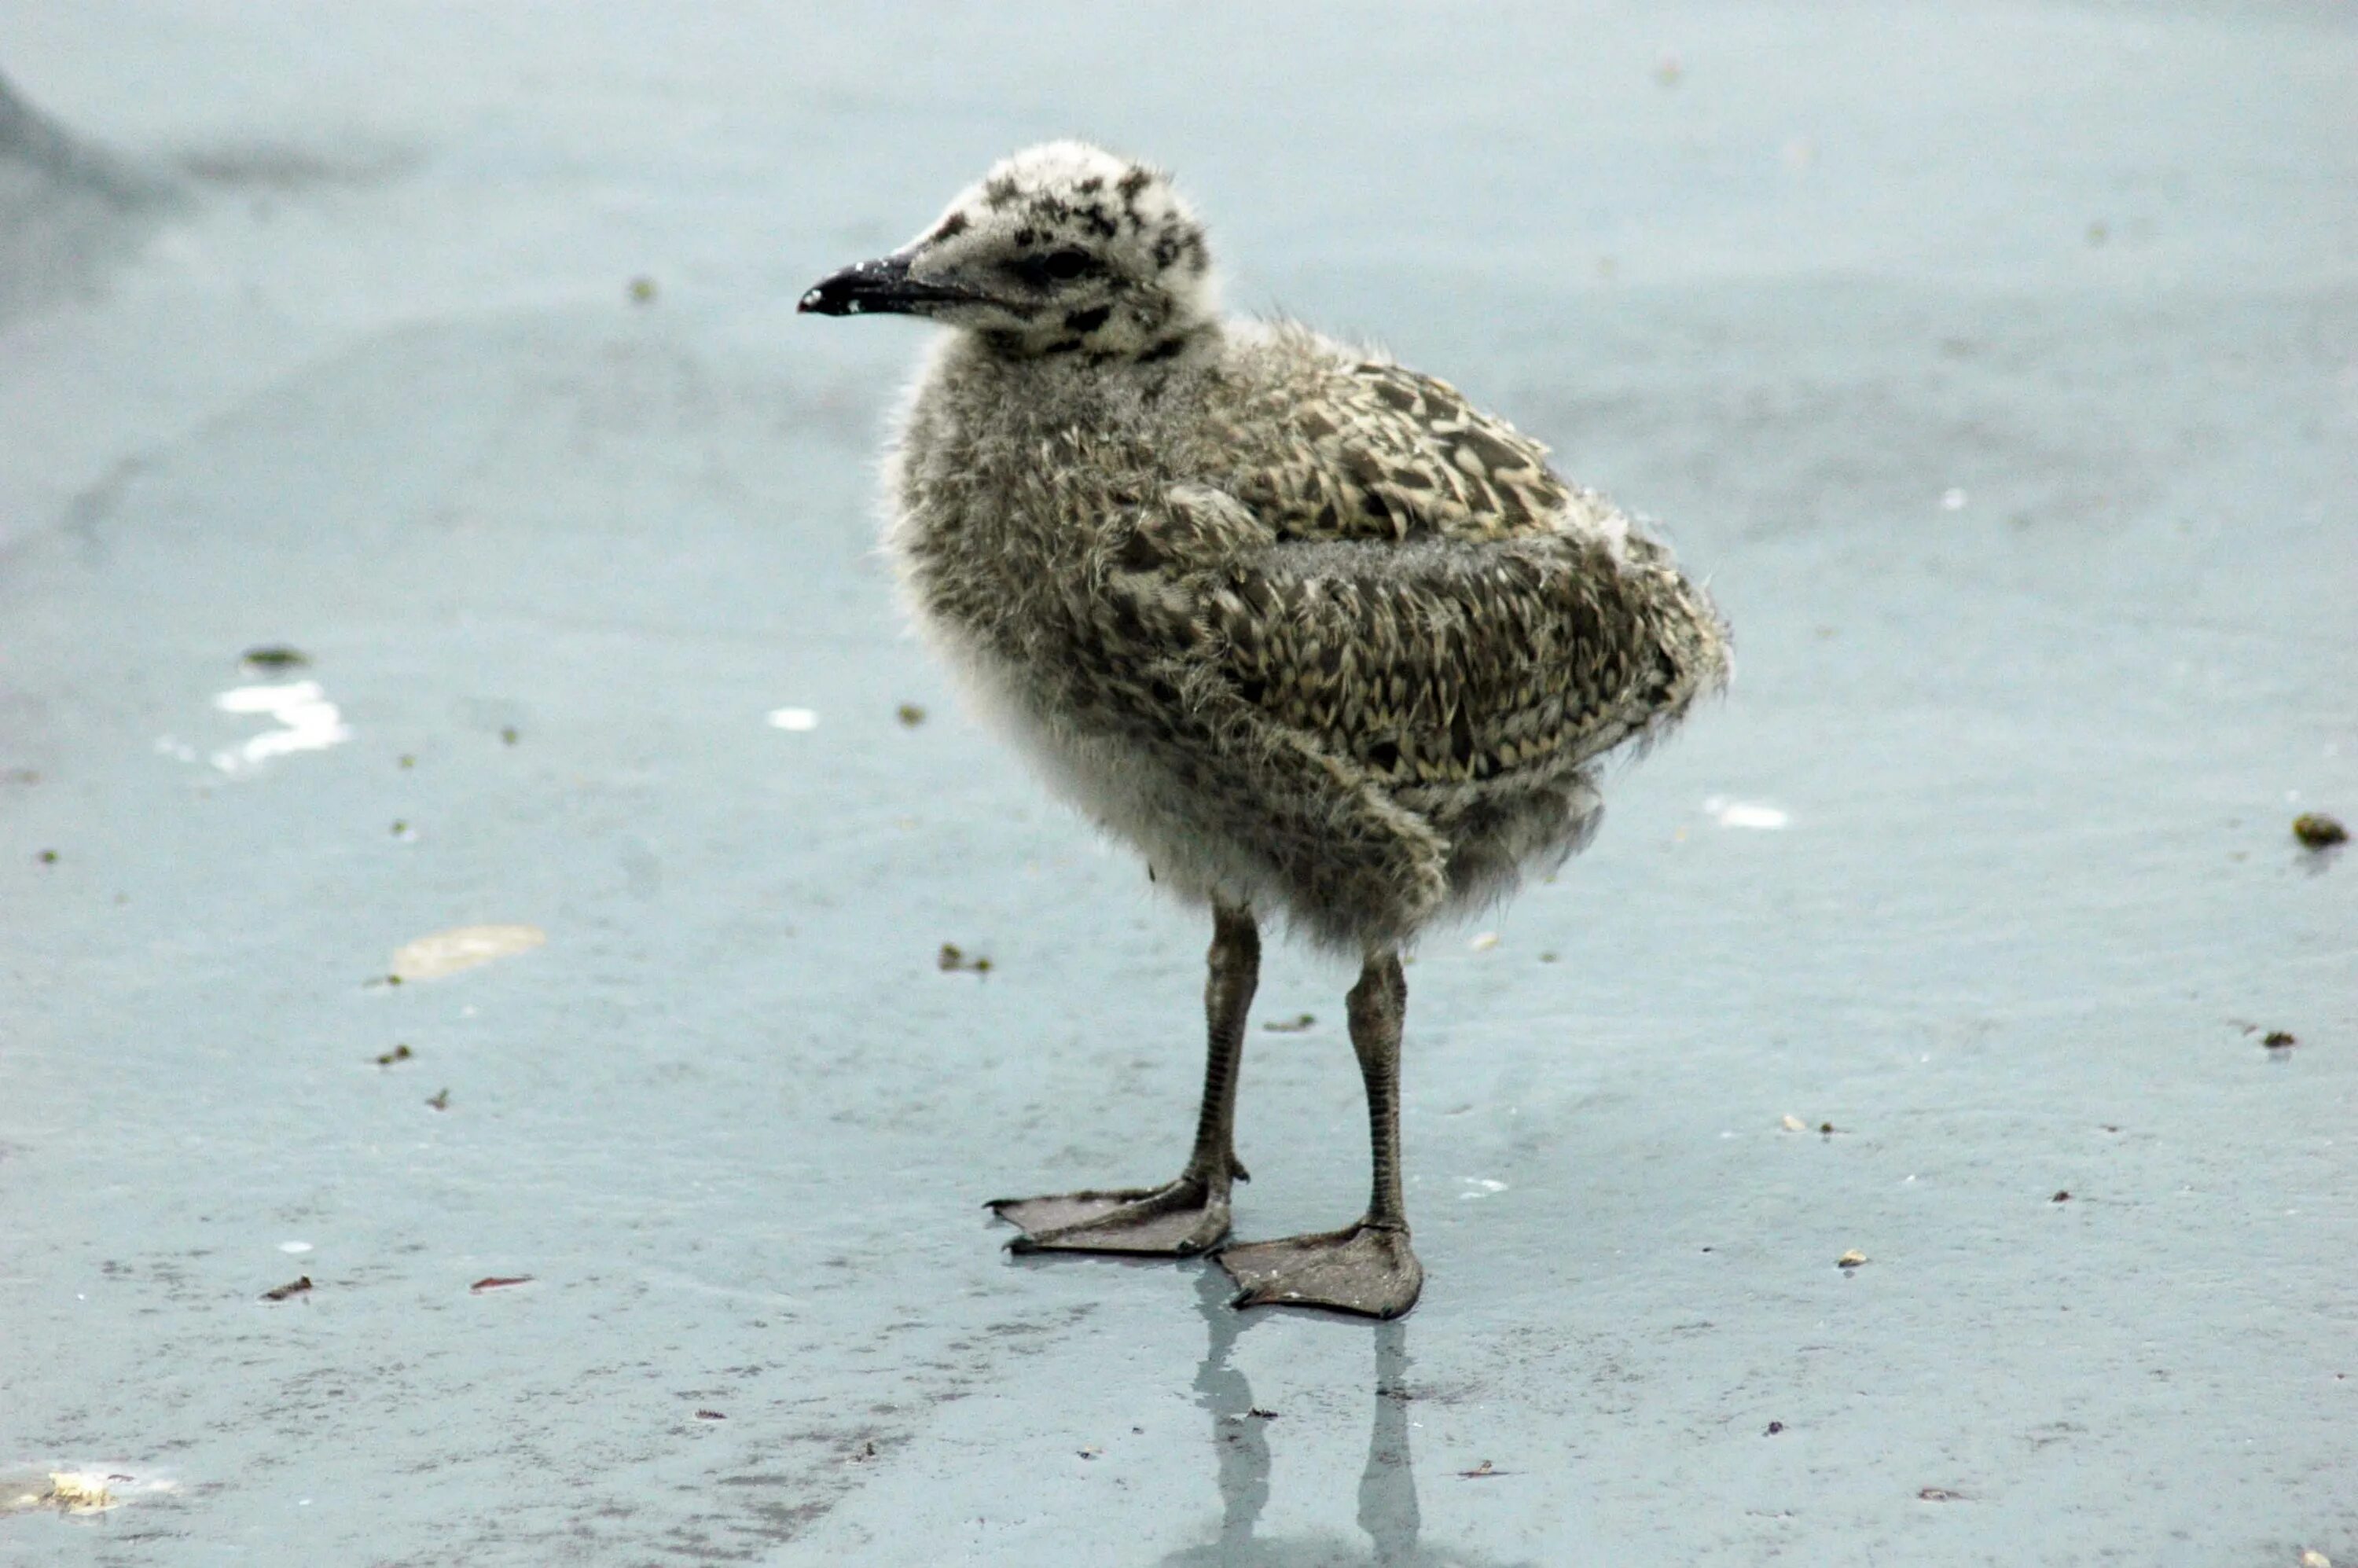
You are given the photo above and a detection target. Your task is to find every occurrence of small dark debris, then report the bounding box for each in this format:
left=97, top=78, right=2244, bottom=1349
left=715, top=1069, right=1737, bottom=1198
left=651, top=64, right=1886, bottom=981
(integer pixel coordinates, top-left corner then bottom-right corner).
left=1247, top=1407, right=1279, bottom=1420
left=470, top=1275, right=532, bottom=1292
left=2051, top=1190, right=2071, bottom=1203
left=2292, top=812, right=2346, bottom=850
left=261, top=1275, right=313, bottom=1302
left=387, top=973, right=403, bottom=986
left=499, top=726, right=520, bottom=746
left=895, top=703, right=927, bottom=726
left=851, top=1440, right=877, bottom=1462
left=9, top=769, right=39, bottom=784
left=104, top=1474, right=133, bottom=1483
left=37, top=849, right=57, bottom=864
left=1765, top=1421, right=1784, bottom=1435
left=694, top=1409, right=726, bottom=1421
left=1537, top=951, right=1559, bottom=964
left=1818, top=1121, right=1836, bottom=1135
left=1917, top=1486, right=1966, bottom=1503
left=425, top=1088, right=450, bottom=1111
left=1262, top=1014, right=1316, bottom=1034
left=375, top=1043, right=413, bottom=1067
left=241, top=645, right=309, bottom=670
left=1076, top=1446, right=1102, bottom=1460
left=2263, top=1030, right=2296, bottom=1049
left=1456, top=1460, right=1506, bottom=1479
left=629, top=276, right=657, bottom=304
left=390, top=820, right=409, bottom=837
left=398, top=754, right=416, bottom=769
left=938, top=942, right=992, bottom=975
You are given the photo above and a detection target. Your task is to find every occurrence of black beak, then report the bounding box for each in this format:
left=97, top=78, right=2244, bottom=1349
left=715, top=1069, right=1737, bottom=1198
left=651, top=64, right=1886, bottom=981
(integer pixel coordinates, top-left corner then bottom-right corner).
left=798, top=253, right=975, bottom=317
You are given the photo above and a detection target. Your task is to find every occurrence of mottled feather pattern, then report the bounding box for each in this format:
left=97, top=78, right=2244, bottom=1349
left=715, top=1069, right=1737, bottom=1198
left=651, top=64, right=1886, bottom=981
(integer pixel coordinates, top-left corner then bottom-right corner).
left=1200, top=536, right=1664, bottom=788
left=892, top=323, right=1726, bottom=950
left=879, top=152, right=1727, bottom=951
left=1224, top=332, right=1574, bottom=545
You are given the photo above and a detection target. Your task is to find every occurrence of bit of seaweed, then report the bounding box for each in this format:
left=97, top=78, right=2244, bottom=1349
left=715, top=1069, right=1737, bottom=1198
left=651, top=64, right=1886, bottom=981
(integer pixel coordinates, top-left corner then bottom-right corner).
left=2292, top=812, right=2346, bottom=849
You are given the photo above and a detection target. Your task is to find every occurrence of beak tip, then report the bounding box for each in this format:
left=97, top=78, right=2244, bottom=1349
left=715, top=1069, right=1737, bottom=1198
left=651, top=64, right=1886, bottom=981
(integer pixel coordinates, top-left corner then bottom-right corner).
left=799, top=253, right=951, bottom=319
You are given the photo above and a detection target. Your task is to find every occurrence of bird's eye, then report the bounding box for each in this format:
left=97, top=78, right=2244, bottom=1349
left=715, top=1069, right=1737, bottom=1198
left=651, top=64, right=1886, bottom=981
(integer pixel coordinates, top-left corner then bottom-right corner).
left=1010, top=248, right=1100, bottom=288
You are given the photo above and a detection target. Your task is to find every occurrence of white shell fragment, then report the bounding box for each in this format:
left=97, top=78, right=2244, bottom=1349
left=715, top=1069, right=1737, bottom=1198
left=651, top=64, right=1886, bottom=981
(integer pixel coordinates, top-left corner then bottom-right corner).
left=1703, top=795, right=1791, bottom=830
left=766, top=707, right=820, bottom=731
left=391, top=924, right=547, bottom=981
left=211, top=681, right=352, bottom=773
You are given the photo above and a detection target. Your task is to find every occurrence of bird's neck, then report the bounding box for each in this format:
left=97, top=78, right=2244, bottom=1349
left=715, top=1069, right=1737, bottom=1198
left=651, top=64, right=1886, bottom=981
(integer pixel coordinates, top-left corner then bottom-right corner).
left=968, top=314, right=1222, bottom=369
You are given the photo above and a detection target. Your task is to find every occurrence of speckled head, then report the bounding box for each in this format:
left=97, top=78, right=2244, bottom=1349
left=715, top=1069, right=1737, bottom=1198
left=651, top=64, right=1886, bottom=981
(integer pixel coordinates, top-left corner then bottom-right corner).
left=799, top=141, right=1218, bottom=363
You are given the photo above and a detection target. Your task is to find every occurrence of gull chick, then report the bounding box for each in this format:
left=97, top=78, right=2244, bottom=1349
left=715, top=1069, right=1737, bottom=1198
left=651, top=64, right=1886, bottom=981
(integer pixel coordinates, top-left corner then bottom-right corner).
left=802, top=141, right=1728, bottom=1318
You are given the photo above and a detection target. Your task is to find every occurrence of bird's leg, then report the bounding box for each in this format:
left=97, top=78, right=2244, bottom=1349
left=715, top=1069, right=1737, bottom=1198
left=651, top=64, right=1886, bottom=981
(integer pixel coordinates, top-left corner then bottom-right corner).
left=988, top=904, right=1258, bottom=1256
left=1219, top=952, right=1423, bottom=1318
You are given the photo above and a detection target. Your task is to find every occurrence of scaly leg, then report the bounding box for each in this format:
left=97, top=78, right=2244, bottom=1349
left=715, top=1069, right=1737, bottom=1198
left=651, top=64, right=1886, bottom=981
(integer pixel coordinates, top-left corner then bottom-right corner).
left=1219, top=953, right=1423, bottom=1318
left=989, top=903, right=1258, bottom=1256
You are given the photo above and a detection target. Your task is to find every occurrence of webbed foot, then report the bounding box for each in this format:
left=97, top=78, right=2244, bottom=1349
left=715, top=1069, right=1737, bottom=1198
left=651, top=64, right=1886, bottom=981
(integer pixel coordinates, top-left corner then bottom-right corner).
left=1218, top=1221, right=1423, bottom=1319
left=989, top=1177, right=1232, bottom=1257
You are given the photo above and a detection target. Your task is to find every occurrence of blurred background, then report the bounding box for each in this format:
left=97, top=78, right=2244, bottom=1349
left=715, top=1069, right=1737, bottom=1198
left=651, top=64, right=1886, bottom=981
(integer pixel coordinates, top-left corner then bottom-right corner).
left=2, top=4, right=2352, bottom=1564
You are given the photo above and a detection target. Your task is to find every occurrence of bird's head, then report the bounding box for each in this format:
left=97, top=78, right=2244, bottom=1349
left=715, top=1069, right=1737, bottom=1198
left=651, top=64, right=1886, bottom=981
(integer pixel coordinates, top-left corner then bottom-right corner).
left=799, top=141, right=1218, bottom=362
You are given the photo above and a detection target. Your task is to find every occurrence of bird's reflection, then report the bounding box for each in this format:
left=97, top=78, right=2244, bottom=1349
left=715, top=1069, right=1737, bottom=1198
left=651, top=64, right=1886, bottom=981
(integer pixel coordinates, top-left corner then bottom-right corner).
left=1358, top=1306, right=1420, bottom=1566
left=1190, top=1264, right=1276, bottom=1559
left=1162, top=1267, right=1520, bottom=1568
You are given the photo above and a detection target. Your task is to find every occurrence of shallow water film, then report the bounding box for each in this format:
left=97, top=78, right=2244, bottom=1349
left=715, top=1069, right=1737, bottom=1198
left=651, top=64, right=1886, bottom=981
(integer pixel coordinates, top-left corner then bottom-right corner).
left=2, top=4, right=2352, bottom=1564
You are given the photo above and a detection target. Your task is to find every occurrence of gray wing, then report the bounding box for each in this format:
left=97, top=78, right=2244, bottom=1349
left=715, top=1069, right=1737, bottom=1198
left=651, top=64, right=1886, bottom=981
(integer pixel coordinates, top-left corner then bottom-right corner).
left=1187, top=530, right=1688, bottom=800
left=1069, top=517, right=1698, bottom=944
